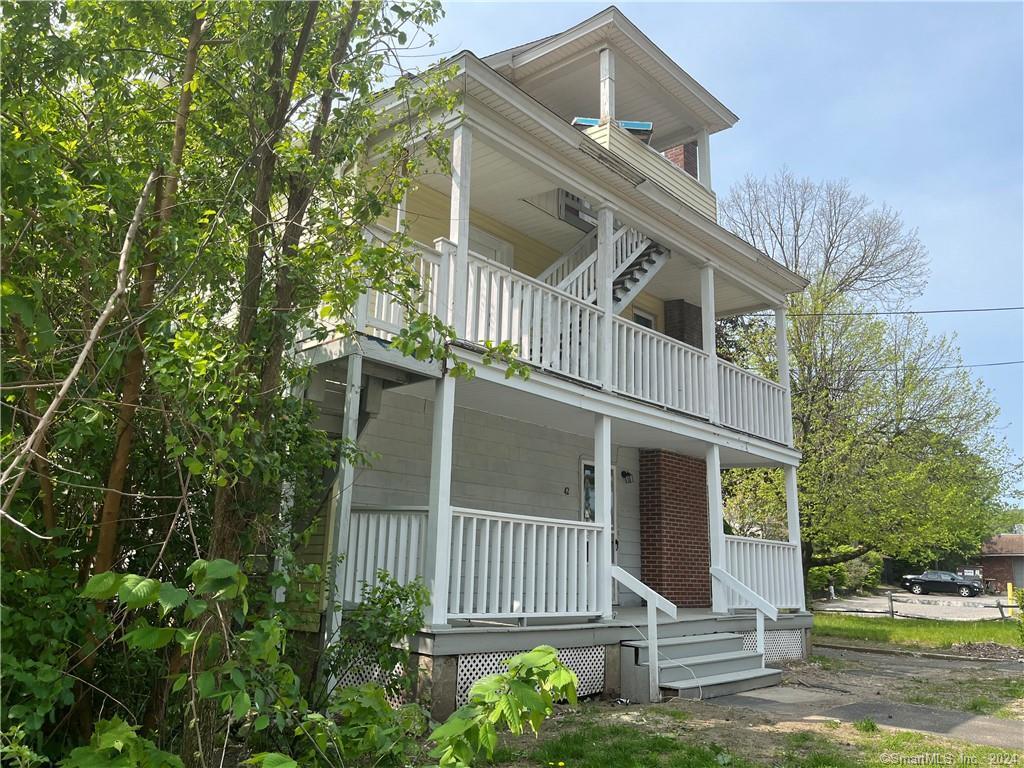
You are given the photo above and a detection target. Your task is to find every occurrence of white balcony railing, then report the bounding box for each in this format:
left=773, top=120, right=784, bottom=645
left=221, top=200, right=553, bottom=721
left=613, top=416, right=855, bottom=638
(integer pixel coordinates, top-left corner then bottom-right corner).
left=723, top=534, right=803, bottom=610
left=463, top=252, right=602, bottom=385
left=341, top=506, right=428, bottom=602
left=357, top=230, right=792, bottom=445
left=717, top=360, right=788, bottom=444
left=612, top=316, right=708, bottom=418
left=448, top=507, right=604, bottom=619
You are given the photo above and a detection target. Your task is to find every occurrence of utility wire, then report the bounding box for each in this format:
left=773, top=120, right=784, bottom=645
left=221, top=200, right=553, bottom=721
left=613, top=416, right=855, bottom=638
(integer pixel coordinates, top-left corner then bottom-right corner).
left=768, top=306, right=1024, bottom=318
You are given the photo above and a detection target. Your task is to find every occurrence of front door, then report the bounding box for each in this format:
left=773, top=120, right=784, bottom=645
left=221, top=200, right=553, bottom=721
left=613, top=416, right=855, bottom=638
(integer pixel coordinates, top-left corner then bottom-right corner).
left=581, top=461, right=617, bottom=602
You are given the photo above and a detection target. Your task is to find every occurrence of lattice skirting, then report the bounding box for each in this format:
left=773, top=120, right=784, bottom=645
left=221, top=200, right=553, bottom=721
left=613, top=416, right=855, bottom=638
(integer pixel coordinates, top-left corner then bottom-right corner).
left=740, top=628, right=806, bottom=664
left=336, top=657, right=408, bottom=706
left=456, top=646, right=605, bottom=707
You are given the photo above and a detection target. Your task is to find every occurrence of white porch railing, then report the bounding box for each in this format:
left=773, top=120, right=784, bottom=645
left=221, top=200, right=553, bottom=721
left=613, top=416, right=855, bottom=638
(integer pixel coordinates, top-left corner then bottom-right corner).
left=723, top=535, right=803, bottom=610
left=538, top=229, right=597, bottom=288
left=612, top=565, right=677, bottom=702
left=364, top=235, right=442, bottom=341
left=463, top=253, right=602, bottom=385
left=710, top=566, right=778, bottom=664
left=341, top=506, right=428, bottom=602
left=717, top=360, right=788, bottom=443
left=448, top=507, right=604, bottom=619
left=612, top=317, right=708, bottom=417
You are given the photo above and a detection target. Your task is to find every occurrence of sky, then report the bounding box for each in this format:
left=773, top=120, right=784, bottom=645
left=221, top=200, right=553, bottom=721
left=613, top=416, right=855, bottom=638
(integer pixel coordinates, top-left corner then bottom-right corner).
left=426, top=1, right=1024, bottom=488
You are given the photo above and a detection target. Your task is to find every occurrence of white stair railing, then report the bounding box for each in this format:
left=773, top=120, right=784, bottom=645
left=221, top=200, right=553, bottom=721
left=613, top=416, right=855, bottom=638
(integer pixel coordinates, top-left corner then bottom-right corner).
left=709, top=566, right=779, bottom=664
left=538, top=230, right=598, bottom=288
left=612, top=566, right=677, bottom=702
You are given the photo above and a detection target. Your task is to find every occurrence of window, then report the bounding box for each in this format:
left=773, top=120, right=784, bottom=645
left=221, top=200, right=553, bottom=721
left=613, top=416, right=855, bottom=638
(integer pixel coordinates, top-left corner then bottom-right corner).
left=632, top=310, right=655, bottom=329
left=468, top=226, right=514, bottom=267
left=581, top=461, right=615, bottom=523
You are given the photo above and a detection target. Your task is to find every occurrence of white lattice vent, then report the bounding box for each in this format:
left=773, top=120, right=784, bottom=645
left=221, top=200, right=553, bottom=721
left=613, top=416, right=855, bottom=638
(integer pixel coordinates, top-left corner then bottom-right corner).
left=456, top=646, right=605, bottom=706
left=740, top=629, right=805, bottom=664
left=335, top=657, right=409, bottom=706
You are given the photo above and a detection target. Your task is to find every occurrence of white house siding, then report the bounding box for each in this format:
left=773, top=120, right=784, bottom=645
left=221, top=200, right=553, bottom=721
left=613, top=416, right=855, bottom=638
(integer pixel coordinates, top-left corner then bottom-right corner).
left=352, top=390, right=643, bottom=604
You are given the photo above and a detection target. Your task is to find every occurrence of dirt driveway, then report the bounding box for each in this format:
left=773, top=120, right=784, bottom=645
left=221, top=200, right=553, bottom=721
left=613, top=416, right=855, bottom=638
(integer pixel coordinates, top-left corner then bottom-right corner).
left=814, top=592, right=1009, bottom=621
left=708, top=645, right=1024, bottom=750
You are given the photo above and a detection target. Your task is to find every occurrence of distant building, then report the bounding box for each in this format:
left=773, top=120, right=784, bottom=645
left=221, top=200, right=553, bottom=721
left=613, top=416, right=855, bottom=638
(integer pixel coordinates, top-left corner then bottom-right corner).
left=980, top=530, right=1024, bottom=592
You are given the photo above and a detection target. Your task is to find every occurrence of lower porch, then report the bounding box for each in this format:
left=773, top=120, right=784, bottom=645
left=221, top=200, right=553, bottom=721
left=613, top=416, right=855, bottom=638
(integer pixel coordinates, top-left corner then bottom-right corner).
left=308, top=365, right=807, bottom=706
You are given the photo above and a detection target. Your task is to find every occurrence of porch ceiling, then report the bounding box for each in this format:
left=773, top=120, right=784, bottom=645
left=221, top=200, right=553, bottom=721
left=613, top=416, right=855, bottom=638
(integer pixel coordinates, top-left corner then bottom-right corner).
left=394, top=375, right=783, bottom=469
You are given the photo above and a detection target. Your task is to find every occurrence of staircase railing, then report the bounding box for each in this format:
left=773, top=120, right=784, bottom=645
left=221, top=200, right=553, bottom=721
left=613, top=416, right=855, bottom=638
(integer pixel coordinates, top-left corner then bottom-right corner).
left=538, top=229, right=597, bottom=288
left=556, top=226, right=651, bottom=302
left=612, top=566, right=677, bottom=702
left=709, top=566, right=778, bottom=665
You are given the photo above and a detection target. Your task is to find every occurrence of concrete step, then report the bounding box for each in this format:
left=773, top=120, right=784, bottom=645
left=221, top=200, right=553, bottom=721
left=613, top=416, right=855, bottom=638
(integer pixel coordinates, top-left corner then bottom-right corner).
left=623, top=632, right=744, bottom=664
left=661, top=667, right=782, bottom=700
left=656, top=650, right=765, bottom=683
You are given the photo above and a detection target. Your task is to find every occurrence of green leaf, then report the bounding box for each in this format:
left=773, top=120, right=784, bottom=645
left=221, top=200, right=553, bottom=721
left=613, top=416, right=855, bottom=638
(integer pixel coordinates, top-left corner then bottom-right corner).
left=244, top=754, right=296, bottom=768
left=253, top=714, right=269, bottom=732
left=232, top=691, right=251, bottom=720
left=184, top=456, right=204, bottom=475
left=184, top=598, right=208, bottom=621
left=117, top=574, right=161, bottom=609
left=81, top=571, right=122, bottom=600
left=196, top=670, right=216, bottom=698
left=123, top=622, right=177, bottom=650
left=158, top=583, right=189, bottom=617
left=205, top=559, right=238, bottom=579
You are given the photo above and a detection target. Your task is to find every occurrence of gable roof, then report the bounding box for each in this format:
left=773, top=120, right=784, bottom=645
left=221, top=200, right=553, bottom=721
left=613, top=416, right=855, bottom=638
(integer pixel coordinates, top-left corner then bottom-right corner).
left=483, top=6, right=739, bottom=135
left=982, top=534, right=1024, bottom=556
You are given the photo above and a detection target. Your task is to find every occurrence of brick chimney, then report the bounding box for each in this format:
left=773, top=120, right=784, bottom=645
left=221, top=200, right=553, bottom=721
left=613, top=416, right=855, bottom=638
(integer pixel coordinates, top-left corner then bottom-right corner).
left=664, top=140, right=699, bottom=180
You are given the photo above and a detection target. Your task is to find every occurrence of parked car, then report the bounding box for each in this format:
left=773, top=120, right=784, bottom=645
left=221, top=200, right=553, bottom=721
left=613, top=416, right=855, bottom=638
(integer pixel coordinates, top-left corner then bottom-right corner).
left=900, top=570, right=984, bottom=597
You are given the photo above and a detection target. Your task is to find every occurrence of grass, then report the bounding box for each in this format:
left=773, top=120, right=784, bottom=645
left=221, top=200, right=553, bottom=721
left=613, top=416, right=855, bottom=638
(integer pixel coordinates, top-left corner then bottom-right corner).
left=900, top=674, right=1024, bottom=719
left=812, top=613, right=1021, bottom=649
left=489, top=706, right=1024, bottom=768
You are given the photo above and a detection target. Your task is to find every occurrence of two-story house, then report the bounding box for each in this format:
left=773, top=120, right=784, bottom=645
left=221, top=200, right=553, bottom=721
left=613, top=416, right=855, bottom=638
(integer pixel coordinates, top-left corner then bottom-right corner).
left=296, top=7, right=810, bottom=717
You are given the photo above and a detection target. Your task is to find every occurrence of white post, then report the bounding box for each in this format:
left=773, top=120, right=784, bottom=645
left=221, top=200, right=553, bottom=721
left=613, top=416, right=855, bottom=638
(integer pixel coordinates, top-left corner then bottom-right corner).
left=594, top=413, right=614, bottom=619
left=325, top=352, right=364, bottom=642
left=449, top=124, right=472, bottom=338
left=696, top=129, right=712, bottom=190
left=784, top=464, right=806, bottom=610
left=706, top=444, right=727, bottom=613
left=596, top=206, right=614, bottom=388
left=396, top=189, right=407, bottom=230
left=599, top=48, right=615, bottom=125
left=755, top=609, right=765, bottom=663
left=646, top=599, right=660, bottom=702
left=775, top=306, right=793, bottom=446
left=700, top=265, right=719, bottom=424
left=424, top=375, right=456, bottom=627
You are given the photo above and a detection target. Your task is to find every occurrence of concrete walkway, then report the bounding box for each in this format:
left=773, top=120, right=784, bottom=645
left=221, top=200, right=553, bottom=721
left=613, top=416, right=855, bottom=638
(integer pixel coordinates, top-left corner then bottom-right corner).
left=714, top=686, right=1024, bottom=750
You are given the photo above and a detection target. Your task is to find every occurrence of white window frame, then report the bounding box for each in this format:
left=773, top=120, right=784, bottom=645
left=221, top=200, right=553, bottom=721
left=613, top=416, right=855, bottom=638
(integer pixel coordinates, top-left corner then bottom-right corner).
left=632, top=309, right=656, bottom=329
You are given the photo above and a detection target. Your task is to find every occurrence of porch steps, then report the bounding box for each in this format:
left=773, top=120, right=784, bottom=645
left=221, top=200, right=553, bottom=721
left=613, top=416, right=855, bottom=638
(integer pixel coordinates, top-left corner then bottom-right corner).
left=620, top=630, right=782, bottom=701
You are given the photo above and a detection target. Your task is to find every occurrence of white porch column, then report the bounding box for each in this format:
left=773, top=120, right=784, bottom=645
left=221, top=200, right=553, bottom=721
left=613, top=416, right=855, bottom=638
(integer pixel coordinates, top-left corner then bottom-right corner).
left=700, top=265, right=720, bottom=423
left=774, top=306, right=794, bottom=446
left=599, top=48, right=615, bottom=124
left=424, top=375, right=457, bottom=627
left=449, top=124, right=472, bottom=338
left=596, top=205, right=615, bottom=387
left=784, top=464, right=806, bottom=610
left=324, top=352, right=364, bottom=642
left=594, top=413, right=614, bottom=619
left=696, top=129, right=712, bottom=190
left=706, top=444, right=728, bottom=613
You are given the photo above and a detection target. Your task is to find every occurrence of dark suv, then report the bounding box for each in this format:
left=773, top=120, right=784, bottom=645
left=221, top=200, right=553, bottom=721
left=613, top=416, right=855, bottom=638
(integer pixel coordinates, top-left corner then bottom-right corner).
left=900, top=570, right=983, bottom=597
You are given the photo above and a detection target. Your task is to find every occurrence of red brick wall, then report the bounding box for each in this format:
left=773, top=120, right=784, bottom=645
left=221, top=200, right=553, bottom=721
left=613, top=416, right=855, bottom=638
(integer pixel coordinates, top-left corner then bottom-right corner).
left=638, top=449, right=711, bottom=607
left=983, top=556, right=1014, bottom=592
left=664, top=142, right=699, bottom=179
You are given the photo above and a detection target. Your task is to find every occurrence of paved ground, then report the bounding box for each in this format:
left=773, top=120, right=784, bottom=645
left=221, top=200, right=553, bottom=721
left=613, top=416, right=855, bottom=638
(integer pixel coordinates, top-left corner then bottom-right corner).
left=813, top=591, right=1011, bottom=621
left=709, top=646, right=1024, bottom=750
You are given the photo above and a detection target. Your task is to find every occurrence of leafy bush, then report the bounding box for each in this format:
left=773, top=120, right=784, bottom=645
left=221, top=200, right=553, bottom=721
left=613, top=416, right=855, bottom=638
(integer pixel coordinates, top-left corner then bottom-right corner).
left=60, top=718, right=182, bottom=768
left=429, top=645, right=578, bottom=768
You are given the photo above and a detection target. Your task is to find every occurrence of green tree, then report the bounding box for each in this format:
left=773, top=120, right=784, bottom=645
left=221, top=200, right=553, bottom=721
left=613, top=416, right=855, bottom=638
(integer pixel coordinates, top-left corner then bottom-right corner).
left=719, top=170, right=1016, bottom=578
left=0, top=0, right=480, bottom=763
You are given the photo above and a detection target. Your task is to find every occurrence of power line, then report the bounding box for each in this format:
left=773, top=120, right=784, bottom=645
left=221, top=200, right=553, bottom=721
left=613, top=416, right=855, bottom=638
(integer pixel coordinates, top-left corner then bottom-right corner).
left=787, top=306, right=1023, bottom=318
